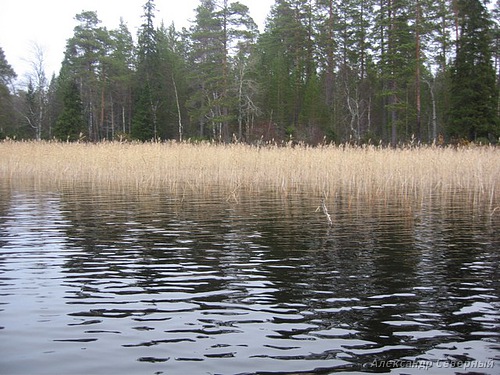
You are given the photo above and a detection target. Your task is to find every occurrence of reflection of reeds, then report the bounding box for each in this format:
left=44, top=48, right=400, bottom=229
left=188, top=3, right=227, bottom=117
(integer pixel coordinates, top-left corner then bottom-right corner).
left=1, top=141, right=498, bottom=207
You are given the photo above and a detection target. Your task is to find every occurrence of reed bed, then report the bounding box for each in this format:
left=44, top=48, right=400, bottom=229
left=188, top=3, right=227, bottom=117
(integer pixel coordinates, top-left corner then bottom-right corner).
left=1, top=140, right=499, bottom=209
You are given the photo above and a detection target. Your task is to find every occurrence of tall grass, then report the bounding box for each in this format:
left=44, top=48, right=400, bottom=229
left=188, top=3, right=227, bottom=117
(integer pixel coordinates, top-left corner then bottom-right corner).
left=1, top=140, right=498, bottom=208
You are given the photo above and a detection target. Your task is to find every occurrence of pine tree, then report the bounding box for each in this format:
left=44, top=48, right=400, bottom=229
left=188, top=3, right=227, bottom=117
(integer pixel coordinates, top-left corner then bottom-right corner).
left=61, top=11, right=111, bottom=141
left=107, top=19, right=135, bottom=138
left=323, top=0, right=376, bottom=142
left=257, top=0, right=313, bottom=139
left=493, top=0, right=500, bottom=130
left=187, top=0, right=257, bottom=141
left=448, top=0, right=499, bottom=141
left=376, top=0, right=417, bottom=145
left=0, top=47, right=17, bottom=138
left=0, top=47, right=16, bottom=87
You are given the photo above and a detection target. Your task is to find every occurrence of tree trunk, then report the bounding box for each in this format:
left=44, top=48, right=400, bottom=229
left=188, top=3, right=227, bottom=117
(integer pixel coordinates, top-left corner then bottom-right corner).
left=415, top=0, right=421, bottom=142
left=425, top=79, right=438, bottom=142
left=100, top=79, right=105, bottom=141
left=388, top=0, right=397, bottom=147
left=172, top=74, right=183, bottom=142
left=325, top=0, right=335, bottom=107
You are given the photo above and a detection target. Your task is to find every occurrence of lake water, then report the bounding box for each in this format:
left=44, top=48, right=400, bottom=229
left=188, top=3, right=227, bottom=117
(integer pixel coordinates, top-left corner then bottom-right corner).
left=0, top=184, right=499, bottom=375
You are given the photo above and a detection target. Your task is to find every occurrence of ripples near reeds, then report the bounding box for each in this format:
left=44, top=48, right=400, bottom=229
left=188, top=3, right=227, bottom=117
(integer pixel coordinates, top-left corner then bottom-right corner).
left=0, top=185, right=498, bottom=374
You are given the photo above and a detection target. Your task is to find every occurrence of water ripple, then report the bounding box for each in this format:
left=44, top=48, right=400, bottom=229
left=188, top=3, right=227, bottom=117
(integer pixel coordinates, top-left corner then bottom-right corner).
left=0, top=187, right=498, bottom=374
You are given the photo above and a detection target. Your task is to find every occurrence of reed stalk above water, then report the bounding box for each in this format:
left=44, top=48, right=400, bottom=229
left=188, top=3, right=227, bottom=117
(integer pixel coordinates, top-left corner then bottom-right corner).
left=1, top=140, right=498, bottom=208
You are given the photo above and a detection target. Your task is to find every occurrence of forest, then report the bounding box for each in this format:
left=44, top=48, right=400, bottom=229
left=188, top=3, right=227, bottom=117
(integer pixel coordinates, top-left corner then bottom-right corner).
left=0, top=0, right=499, bottom=145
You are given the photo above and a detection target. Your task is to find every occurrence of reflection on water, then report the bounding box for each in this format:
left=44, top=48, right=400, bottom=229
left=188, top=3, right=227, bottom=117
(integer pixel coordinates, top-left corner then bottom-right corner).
left=0, top=184, right=498, bottom=375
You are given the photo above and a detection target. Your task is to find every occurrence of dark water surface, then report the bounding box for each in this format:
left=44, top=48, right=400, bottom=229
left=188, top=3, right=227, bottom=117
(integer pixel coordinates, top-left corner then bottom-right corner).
left=0, top=184, right=499, bottom=375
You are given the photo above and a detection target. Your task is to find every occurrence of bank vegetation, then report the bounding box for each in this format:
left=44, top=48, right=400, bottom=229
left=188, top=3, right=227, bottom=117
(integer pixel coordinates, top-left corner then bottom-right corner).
left=1, top=141, right=498, bottom=210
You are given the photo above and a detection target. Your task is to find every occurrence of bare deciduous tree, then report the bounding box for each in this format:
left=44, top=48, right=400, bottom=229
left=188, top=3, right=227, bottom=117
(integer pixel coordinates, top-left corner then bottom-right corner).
left=23, top=42, right=48, bottom=140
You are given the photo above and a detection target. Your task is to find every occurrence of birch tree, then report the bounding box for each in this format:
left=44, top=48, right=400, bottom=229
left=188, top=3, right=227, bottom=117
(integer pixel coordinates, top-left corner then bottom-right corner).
left=23, top=43, right=48, bottom=140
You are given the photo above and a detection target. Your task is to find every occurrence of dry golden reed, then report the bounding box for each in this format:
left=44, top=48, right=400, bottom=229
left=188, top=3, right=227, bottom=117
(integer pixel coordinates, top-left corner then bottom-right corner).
left=1, top=140, right=499, bottom=207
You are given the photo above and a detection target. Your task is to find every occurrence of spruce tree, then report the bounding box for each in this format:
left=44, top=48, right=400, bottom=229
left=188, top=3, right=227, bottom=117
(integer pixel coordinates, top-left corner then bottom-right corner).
left=54, top=81, right=85, bottom=141
left=257, top=0, right=312, bottom=138
left=448, top=0, right=499, bottom=141
left=132, top=0, right=162, bottom=140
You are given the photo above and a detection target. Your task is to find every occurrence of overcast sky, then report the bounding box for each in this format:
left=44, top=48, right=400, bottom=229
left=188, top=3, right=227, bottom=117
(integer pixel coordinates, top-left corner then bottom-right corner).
left=0, top=0, right=274, bottom=86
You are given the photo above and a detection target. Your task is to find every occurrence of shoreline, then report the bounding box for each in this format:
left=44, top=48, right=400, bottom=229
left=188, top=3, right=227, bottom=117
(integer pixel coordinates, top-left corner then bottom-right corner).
left=1, top=141, right=498, bottom=208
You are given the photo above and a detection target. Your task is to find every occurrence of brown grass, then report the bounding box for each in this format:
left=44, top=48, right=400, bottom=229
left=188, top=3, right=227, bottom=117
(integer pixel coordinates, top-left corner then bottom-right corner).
left=1, top=140, right=498, bottom=208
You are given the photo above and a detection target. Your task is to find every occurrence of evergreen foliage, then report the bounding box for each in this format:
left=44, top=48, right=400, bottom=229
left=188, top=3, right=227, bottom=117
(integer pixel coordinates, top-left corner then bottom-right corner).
left=54, top=80, right=85, bottom=141
left=448, top=0, right=499, bottom=141
left=0, top=47, right=17, bottom=138
left=1, top=0, right=499, bottom=143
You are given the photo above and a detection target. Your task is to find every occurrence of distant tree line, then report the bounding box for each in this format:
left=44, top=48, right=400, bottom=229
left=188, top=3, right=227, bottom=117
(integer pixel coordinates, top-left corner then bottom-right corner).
left=1, top=0, right=499, bottom=145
